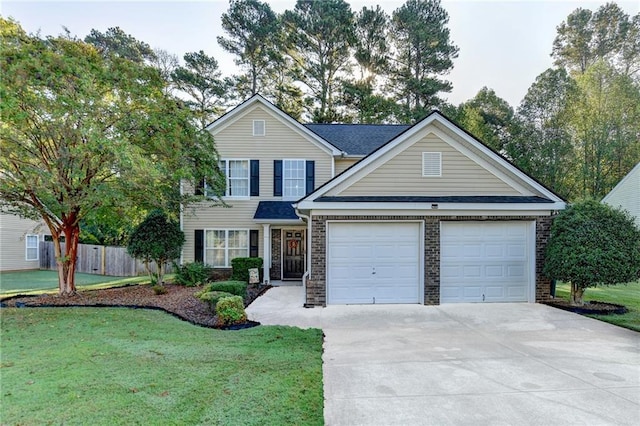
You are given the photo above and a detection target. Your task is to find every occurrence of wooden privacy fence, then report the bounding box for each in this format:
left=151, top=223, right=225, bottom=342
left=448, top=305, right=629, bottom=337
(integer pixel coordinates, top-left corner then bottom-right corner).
left=40, top=242, right=173, bottom=277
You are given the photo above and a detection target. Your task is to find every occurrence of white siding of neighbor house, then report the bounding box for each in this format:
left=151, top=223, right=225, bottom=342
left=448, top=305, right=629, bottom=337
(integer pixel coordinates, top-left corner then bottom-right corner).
left=0, top=213, right=48, bottom=271
left=334, top=134, right=521, bottom=197
left=182, top=104, right=334, bottom=264
left=335, top=158, right=361, bottom=175
left=602, top=163, right=640, bottom=228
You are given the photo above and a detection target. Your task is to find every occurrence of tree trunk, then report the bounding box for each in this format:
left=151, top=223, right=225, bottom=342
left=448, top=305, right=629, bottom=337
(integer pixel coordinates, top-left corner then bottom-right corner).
left=570, top=282, right=585, bottom=306
left=54, top=221, right=80, bottom=296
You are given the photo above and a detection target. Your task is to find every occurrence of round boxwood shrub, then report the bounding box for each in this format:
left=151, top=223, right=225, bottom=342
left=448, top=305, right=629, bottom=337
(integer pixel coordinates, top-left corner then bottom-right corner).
left=197, top=291, right=234, bottom=311
left=544, top=199, right=640, bottom=306
left=215, top=296, right=247, bottom=327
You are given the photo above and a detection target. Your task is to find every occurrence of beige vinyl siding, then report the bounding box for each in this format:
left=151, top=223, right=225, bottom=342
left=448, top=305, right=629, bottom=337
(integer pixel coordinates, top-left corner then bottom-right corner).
left=0, top=213, right=48, bottom=271
left=602, top=163, right=640, bottom=228
left=182, top=201, right=264, bottom=264
left=211, top=105, right=333, bottom=195
left=337, top=134, right=520, bottom=196
left=183, top=104, right=332, bottom=264
left=335, top=158, right=360, bottom=175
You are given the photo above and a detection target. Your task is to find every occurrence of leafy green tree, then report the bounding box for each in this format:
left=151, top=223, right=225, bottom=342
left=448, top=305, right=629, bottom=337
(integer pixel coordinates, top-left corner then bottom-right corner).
left=217, top=0, right=281, bottom=97
left=172, top=50, right=231, bottom=129
left=341, top=6, right=396, bottom=123
left=127, top=210, right=185, bottom=286
left=0, top=18, right=224, bottom=295
left=85, top=26, right=155, bottom=63
left=283, top=0, right=355, bottom=122
left=354, top=5, right=390, bottom=83
left=509, top=68, right=577, bottom=198
left=456, top=87, right=514, bottom=153
left=544, top=200, right=640, bottom=306
left=566, top=61, right=640, bottom=199
left=552, top=3, right=639, bottom=77
left=390, top=0, right=459, bottom=122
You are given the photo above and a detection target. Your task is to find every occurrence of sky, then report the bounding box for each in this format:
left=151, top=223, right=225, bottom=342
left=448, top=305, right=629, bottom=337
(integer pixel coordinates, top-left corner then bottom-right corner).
left=2, top=0, right=639, bottom=108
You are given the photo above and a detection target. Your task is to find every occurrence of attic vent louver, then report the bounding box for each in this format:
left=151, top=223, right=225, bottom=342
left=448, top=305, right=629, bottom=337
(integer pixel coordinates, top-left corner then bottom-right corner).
left=253, top=120, right=265, bottom=136
left=422, top=152, right=441, bottom=177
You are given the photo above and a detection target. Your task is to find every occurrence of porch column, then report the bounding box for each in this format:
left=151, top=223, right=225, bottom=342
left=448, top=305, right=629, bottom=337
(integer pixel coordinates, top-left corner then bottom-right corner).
left=262, top=224, right=270, bottom=284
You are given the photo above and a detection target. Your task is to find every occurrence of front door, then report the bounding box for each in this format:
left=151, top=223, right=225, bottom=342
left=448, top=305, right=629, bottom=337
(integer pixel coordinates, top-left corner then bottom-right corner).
left=283, top=230, right=304, bottom=279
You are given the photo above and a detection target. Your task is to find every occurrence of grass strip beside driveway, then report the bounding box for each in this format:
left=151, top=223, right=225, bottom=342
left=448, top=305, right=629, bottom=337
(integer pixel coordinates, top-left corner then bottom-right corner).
left=1, top=308, right=324, bottom=425
left=554, top=281, right=640, bottom=332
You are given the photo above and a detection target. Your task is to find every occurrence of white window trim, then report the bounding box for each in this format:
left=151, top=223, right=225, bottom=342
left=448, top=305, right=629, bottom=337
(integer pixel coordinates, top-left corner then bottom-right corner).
left=253, top=120, right=266, bottom=136
left=26, top=234, right=39, bottom=261
left=422, top=152, right=442, bottom=177
left=219, top=158, right=250, bottom=199
left=204, top=229, right=250, bottom=268
left=282, top=158, right=306, bottom=201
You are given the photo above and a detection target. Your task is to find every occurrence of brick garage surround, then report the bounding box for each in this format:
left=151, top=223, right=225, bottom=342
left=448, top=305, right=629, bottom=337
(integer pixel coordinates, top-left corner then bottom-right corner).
left=305, top=215, right=556, bottom=307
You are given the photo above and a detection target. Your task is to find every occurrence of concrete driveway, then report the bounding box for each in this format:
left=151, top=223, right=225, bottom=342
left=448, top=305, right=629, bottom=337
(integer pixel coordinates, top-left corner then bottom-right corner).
left=247, top=287, right=640, bottom=426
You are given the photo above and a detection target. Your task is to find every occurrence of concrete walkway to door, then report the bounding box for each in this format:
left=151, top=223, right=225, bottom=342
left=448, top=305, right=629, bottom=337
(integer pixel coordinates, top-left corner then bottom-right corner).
left=246, top=287, right=640, bottom=426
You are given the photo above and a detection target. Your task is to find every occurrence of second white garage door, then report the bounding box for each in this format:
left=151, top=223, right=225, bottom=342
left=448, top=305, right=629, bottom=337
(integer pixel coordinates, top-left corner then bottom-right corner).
left=440, top=221, right=534, bottom=303
left=327, top=222, right=421, bottom=304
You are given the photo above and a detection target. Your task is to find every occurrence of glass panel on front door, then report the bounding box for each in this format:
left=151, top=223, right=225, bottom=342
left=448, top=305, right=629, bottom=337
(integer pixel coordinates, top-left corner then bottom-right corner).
left=283, top=231, right=304, bottom=279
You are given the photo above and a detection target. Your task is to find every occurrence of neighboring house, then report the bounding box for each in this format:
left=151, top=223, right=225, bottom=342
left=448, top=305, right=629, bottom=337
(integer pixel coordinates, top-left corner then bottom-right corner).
left=602, top=162, right=640, bottom=229
left=182, top=95, right=566, bottom=306
left=0, top=213, right=49, bottom=272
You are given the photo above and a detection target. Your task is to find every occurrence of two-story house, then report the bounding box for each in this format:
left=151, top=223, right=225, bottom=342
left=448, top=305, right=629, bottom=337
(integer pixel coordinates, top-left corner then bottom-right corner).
left=182, top=95, right=565, bottom=307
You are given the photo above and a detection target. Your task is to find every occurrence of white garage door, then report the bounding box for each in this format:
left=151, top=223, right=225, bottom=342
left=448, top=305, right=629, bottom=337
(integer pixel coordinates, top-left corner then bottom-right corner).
left=441, top=221, right=533, bottom=303
left=327, top=222, right=421, bottom=304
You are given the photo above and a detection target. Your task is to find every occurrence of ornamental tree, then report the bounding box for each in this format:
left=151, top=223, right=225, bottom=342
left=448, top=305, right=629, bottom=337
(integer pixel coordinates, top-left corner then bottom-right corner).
left=0, top=18, right=224, bottom=296
left=127, top=210, right=184, bottom=286
left=544, top=199, right=640, bottom=306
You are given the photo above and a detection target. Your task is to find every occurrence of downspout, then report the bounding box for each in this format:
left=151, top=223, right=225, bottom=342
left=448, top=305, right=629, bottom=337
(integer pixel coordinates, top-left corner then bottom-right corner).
left=296, top=210, right=312, bottom=308
left=179, top=180, right=184, bottom=265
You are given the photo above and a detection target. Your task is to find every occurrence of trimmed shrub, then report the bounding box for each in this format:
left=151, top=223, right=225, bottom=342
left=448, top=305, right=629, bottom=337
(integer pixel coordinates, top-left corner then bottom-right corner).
left=544, top=199, right=640, bottom=306
left=207, top=281, right=247, bottom=298
left=127, top=210, right=184, bottom=285
left=215, top=296, right=247, bottom=326
left=197, top=291, right=234, bottom=311
left=174, top=261, right=211, bottom=287
left=230, top=257, right=263, bottom=282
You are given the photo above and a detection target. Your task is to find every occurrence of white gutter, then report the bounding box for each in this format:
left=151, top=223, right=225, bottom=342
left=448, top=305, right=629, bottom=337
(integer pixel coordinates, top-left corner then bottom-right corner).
left=295, top=209, right=312, bottom=308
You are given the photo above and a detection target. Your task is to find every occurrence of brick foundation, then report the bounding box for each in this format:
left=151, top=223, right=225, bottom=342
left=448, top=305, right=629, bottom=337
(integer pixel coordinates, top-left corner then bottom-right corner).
left=306, top=214, right=556, bottom=307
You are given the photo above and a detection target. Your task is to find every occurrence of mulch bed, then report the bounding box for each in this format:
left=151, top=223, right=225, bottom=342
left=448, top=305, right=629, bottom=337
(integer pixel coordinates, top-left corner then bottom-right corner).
left=543, top=299, right=628, bottom=315
left=1, top=283, right=270, bottom=329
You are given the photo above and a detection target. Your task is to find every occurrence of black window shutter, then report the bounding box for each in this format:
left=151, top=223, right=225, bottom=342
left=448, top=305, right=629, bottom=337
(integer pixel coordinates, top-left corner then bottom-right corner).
left=305, top=160, right=315, bottom=195
left=273, top=160, right=283, bottom=196
left=250, top=160, right=259, bottom=197
left=194, top=230, right=204, bottom=263
left=195, top=178, right=205, bottom=196
left=250, top=230, right=259, bottom=258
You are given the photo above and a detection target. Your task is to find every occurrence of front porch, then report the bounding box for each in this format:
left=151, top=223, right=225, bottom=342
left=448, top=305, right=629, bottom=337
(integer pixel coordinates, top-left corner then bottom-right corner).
left=253, top=201, right=307, bottom=286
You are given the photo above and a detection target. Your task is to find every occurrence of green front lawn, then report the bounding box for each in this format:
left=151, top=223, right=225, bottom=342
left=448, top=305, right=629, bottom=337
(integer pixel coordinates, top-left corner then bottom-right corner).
left=554, top=281, right=640, bottom=332
left=0, top=270, right=154, bottom=296
left=1, top=308, right=324, bottom=425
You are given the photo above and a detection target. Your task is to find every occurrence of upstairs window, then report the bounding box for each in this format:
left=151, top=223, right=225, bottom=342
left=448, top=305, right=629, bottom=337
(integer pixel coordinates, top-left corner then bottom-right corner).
left=422, top=152, right=442, bottom=177
left=220, top=159, right=249, bottom=197
left=283, top=159, right=305, bottom=199
left=253, top=120, right=265, bottom=136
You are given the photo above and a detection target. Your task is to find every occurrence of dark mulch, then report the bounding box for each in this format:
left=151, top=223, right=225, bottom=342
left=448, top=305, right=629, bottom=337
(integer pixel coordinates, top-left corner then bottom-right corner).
left=544, top=299, right=628, bottom=315
left=1, top=283, right=270, bottom=329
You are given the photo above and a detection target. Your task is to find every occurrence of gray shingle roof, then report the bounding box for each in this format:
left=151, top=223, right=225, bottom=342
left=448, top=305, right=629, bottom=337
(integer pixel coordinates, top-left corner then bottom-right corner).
left=304, top=124, right=411, bottom=156
left=253, top=201, right=300, bottom=220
